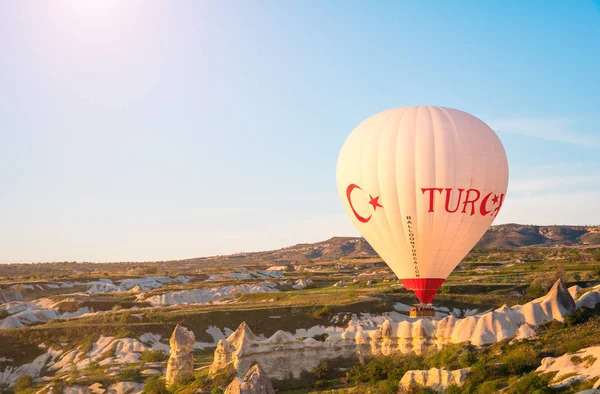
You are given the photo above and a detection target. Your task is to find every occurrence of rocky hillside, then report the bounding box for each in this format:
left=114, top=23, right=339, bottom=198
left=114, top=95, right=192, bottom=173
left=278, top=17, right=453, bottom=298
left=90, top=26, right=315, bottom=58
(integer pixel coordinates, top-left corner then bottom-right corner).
left=187, top=237, right=376, bottom=267
left=477, top=224, right=600, bottom=248
left=186, top=225, right=599, bottom=267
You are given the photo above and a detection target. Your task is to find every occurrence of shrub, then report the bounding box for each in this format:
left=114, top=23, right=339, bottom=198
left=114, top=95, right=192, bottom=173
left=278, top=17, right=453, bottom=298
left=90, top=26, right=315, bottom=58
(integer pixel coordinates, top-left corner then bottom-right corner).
left=348, top=353, right=424, bottom=385
left=143, top=377, right=168, bottom=394
left=118, top=312, right=132, bottom=325
left=401, top=383, right=438, bottom=393
left=508, top=372, right=551, bottom=394
left=170, top=372, right=195, bottom=386
left=140, top=349, right=168, bottom=363
left=312, top=362, right=329, bottom=380
left=593, top=250, right=600, bottom=262
left=423, top=343, right=474, bottom=370
left=312, top=333, right=329, bottom=342
left=312, top=305, right=333, bottom=321
left=119, top=366, right=142, bottom=381
left=438, top=285, right=451, bottom=294
left=564, top=305, right=599, bottom=327
left=526, top=283, right=547, bottom=298
left=458, top=350, right=477, bottom=368
left=478, top=380, right=499, bottom=394
left=14, top=375, right=33, bottom=393
left=210, top=364, right=236, bottom=389
left=503, top=344, right=538, bottom=374
left=56, top=301, right=79, bottom=314
left=80, top=336, right=95, bottom=353
left=144, top=266, right=159, bottom=275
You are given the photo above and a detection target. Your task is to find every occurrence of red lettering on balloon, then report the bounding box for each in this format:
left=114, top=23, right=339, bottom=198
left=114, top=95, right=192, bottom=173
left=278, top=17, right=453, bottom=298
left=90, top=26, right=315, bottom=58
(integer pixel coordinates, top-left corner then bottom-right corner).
left=421, top=187, right=505, bottom=217
left=461, top=189, right=481, bottom=216
left=421, top=188, right=443, bottom=212
left=444, top=188, right=464, bottom=213
left=491, top=193, right=505, bottom=217
left=480, top=192, right=493, bottom=216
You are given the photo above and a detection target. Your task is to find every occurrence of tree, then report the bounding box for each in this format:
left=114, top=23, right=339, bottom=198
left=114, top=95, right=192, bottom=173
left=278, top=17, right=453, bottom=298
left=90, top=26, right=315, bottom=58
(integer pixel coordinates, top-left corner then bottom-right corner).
left=14, top=375, right=33, bottom=393
left=593, top=250, right=600, bottom=262
left=143, top=377, right=168, bottom=394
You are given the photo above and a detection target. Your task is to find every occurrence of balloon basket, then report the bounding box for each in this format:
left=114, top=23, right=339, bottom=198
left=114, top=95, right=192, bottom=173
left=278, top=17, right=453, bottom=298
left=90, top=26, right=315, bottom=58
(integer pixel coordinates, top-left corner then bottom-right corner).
left=409, top=305, right=436, bottom=318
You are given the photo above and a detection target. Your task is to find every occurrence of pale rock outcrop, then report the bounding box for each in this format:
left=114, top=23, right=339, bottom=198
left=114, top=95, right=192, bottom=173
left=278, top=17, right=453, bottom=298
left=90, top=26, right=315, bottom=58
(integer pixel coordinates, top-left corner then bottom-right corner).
left=86, top=276, right=188, bottom=294
left=209, top=279, right=584, bottom=379
left=106, top=381, right=144, bottom=394
left=0, top=289, right=24, bottom=303
left=63, top=385, right=88, bottom=394
left=0, top=352, right=55, bottom=386
left=536, top=345, right=600, bottom=389
left=578, top=290, right=600, bottom=310
left=0, top=298, right=90, bottom=330
left=511, top=323, right=536, bottom=342
left=266, top=265, right=288, bottom=272
left=569, top=285, right=582, bottom=300
left=292, top=278, right=313, bottom=290
left=333, top=280, right=348, bottom=287
left=225, top=363, right=276, bottom=394
left=166, top=324, right=195, bottom=385
left=0, top=301, right=28, bottom=315
left=399, top=368, right=470, bottom=392
left=128, top=285, right=143, bottom=294
left=208, top=271, right=284, bottom=281
left=141, top=282, right=279, bottom=306
left=88, top=383, right=105, bottom=393
left=0, top=316, right=24, bottom=329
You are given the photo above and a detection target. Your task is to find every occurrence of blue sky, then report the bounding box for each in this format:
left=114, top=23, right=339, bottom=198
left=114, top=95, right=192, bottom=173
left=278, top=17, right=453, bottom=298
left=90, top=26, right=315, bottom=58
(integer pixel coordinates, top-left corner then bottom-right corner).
left=0, top=1, right=599, bottom=262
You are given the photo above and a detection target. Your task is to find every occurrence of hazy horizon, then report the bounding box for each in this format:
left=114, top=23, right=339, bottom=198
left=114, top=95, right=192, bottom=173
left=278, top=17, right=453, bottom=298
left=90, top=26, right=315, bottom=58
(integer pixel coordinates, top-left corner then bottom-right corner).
left=1, top=1, right=599, bottom=263
left=2, top=222, right=599, bottom=265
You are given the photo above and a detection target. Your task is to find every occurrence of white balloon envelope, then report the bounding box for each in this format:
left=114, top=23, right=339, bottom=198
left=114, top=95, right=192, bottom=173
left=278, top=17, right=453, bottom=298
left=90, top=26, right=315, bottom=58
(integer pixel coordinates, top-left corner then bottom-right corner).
left=336, top=106, right=509, bottom=304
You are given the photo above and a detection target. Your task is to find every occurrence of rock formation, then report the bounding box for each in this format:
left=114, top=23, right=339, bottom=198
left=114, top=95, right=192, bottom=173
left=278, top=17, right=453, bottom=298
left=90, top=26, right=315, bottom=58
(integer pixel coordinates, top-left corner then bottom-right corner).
left=0, top=289, right=24, bottom=303
left=209, top=279, right=583, bottom=380
left=141, top=283, right=279, bottom=306
left=224, top=363, right=275, bottom=394
left=577, top=284, right=600, bottom=310
left=166, top=324, right=195, bottom=386
left=399, top=368, right=470, bottom=392
left=536, top=345, right=600, bottom=389
left=292, top=278, right=313, bottom=290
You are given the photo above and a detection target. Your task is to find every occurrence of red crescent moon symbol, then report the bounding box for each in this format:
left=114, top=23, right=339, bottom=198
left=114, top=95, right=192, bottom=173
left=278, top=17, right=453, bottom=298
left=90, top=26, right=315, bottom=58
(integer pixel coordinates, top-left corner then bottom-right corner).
left=346, top=183, right=371, bottom=223
left=480, top=192, right=493, bottom=216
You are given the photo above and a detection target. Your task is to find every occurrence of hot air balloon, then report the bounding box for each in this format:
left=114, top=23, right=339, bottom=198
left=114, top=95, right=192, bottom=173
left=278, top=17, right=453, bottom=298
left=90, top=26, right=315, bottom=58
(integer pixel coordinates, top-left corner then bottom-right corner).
left=336, top=106, right=508, bottom=317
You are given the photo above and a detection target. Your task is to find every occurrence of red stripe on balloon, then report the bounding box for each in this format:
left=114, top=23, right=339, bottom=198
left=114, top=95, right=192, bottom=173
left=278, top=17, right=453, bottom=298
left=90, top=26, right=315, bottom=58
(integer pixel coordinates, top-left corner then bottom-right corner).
left=401, top=278, right=445, bottom=304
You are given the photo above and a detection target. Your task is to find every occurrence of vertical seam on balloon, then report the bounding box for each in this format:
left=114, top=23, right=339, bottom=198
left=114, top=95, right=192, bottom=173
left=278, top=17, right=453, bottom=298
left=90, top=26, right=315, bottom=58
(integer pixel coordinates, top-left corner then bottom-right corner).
left=413, top=106, right=422, bottom=281
left=393, top=109, right=410, bottom=279
left=435, top=107, right=456, bottom=280
left=392, top=108, right=409, bottom=278
left=455, top=116, right=485, bottom=257
left=439, top=107, right=460, bottom=276
left=376, top=109, right=403, bottom=278
left=432, top=107, right=452, bottom=281
left=425, top=106, right=437, bottom=280
left=361, top=110, right=395, bottom=266
left=449, top=111, right=480, bottom=270
left=427, top=106, right=442, bottom=282
left=372, top=110, right=399, bottom=271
